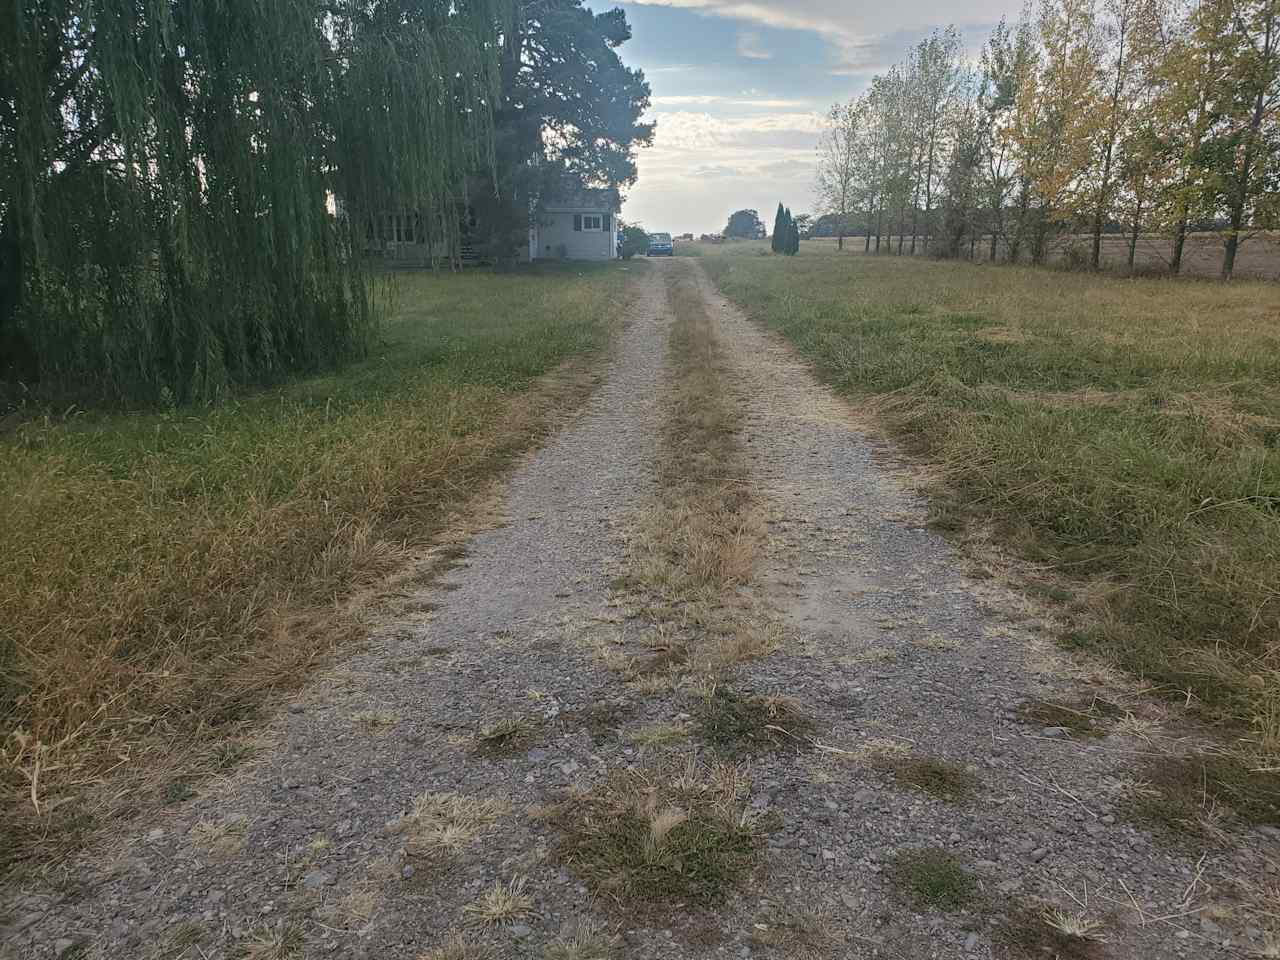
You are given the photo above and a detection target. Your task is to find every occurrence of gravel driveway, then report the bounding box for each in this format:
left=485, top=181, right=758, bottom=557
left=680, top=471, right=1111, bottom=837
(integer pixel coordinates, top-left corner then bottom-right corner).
left=1, top=259, right=1271, bottom=960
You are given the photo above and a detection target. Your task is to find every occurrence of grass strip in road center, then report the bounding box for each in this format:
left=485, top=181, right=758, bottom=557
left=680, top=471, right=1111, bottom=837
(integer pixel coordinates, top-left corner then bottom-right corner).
left=612, top=264, right=775, bottom=684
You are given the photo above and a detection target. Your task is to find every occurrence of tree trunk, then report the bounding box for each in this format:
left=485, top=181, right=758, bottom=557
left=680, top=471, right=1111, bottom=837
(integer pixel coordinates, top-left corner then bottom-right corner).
left=1093, top=20, right=1127, bottom=270
left=1091, top=156, right=1111, bottom=270
left=1170, top=213, right=1187, bottom=275
left=1221, top=7, right=1273, bottom=281
left=1009, top=180, right=1029, bottom=263
left=922, top=140, right=936, bottom=256
left=1127, top=195, right=1143, bottom=272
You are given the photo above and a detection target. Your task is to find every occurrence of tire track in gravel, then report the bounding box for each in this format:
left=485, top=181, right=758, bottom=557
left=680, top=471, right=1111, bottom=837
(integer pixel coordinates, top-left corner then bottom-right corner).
left=0, top=269, right=673, bottom=960
left=685, top=259, right=1269, bottom=960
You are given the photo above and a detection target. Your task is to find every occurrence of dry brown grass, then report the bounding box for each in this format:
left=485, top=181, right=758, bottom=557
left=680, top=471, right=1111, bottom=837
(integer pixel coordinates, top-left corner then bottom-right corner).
left=236, top=924, right=305, bottom=960
left=394, top=791, right=511, bottom=858
left=189, top=816, right=249, bottom=858
left=463, top=876, right=534, bottom=927
left=750, top=905, right=844, bottom=958
left=606, top=264, right=774, bottom=686
left=544, top=917, right=618, bottom=959
left=417, top=935, right=492, bottom=960
left=0, top=266, right=626, bottom=873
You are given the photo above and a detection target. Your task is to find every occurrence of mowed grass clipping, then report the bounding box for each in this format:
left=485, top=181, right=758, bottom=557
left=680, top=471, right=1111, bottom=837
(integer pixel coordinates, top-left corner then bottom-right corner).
left=0, top=263, right=628, bottom=869
left=698, top=242, right=1280, bottom=732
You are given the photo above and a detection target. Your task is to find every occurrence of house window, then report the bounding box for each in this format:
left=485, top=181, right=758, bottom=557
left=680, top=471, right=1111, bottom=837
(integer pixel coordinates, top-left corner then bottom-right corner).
left=582, top=214, right=602, bottom=231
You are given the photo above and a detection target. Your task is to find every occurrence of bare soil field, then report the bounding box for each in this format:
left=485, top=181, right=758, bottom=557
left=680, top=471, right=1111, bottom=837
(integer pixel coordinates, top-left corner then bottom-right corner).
left=4, top=259, right=1273, bottom=960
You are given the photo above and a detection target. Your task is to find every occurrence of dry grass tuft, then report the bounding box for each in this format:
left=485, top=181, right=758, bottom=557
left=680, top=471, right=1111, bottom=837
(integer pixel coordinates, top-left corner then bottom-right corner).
left=632, top=723, right=690, bottom=747
left=540, top=757, right=762, bottom=910
left=417, top=934, right=492, bottom=960
left=997, top=904, right=1110, bottom=959
left=325, top=883, right=378, bottom=930
left=397, top=791, right=511, bottom=857
left=1017, top=697, right=1121, bottom=738
left=1041, top=908, right=1107, bottom=941
left=463, top=876, right=534, bottom=927
left=152, top=922, right=206, bottom=959
left=544, top=917, right=618, bottom=959
left=471, top=716, right=544, bottom=759
left=189, top=816, right=248, bottom=858
left=750, top=905, right=845, bottom=958
left=236, top=924, right=305, bottom=960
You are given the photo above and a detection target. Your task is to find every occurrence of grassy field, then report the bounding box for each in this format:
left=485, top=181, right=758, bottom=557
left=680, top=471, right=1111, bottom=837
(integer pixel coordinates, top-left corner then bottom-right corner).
left=0, top=262, right=629, bottom=870
left=804, top=231, right=1280, bottom=281
left=695, top=241, right=1280, bottom=740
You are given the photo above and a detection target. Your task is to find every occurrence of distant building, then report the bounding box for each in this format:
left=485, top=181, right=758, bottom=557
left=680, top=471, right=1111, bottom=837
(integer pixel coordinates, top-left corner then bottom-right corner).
left=528, top=186, right=621, bottom=261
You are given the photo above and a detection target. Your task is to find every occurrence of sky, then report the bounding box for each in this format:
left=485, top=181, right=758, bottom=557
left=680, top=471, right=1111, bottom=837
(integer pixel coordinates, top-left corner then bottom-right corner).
left=601, top=0, right=1026, bottom=235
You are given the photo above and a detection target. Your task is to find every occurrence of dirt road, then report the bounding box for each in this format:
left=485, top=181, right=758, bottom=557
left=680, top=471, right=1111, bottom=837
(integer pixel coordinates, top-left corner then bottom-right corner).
left=2, top=259, right=1270, bottom=959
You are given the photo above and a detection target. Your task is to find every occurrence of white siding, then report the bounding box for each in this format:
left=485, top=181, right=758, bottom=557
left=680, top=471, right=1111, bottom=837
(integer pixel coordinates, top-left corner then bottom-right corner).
left=532, top=210, right=616, bottom=261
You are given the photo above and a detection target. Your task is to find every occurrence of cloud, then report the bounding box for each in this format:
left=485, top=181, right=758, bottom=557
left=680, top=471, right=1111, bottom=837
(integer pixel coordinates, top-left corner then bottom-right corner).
left=735, top=30, right=773, bottom=59
left=648, top=109, right=824, bottom=151
left=650, top=94, right=813, bottom=108
left=624, top=0, right=1017, bottom=70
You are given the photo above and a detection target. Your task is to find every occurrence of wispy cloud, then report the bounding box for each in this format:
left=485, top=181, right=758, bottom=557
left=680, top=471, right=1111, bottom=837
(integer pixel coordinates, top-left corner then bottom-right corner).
left=735, top=30, right=773, bottom=59
left=650, top=94, right=813, bottom=108
left=624, top=0, right=1015, bottom=70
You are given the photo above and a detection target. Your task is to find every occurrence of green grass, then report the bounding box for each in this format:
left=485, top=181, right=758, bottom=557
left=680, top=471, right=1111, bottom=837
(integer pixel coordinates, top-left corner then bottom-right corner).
left=0, top=262, right=629, bottom=869
left=889, top=848, right=977, bottom=910
left=1016, top=697, right=1122, bottom=738
left=544, top=762, right=760, bottom=910
left=694, top=687, right=815, bottom=755
left=696, top=241, right=1280, bottom=733
left=1133, top=752, right=1280, bottom=833
left=883, top=757, right=979, bottom=801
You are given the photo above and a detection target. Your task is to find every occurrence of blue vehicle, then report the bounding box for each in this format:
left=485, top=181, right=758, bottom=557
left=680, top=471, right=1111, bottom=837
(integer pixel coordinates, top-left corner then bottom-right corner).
left=647, top=232, right=674, bottom=256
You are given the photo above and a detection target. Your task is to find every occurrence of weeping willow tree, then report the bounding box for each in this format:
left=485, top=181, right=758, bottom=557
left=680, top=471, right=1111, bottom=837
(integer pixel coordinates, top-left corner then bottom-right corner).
left=0, top=0, right=509, bottom=402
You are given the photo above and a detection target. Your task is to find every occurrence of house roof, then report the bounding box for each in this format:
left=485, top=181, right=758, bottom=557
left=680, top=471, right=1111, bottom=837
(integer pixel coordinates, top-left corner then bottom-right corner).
left=539, top=184, right=620, bottom=213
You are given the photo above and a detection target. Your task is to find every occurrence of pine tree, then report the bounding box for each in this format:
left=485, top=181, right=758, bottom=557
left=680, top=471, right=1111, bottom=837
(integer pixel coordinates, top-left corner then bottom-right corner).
left=784, top=207, right=799, bottom=254
left=771, top=203, right=787, bottom=251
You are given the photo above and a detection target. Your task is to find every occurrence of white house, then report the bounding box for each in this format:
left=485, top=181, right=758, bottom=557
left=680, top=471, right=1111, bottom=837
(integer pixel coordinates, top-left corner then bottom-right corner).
left=528, top=186, right=620, bottom=261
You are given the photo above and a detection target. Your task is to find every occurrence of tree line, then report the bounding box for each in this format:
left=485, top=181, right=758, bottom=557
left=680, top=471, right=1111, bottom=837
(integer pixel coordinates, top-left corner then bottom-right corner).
left=815, top=0, right=1278, bottom=280
left=0, top=0, right=651, bottom=402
